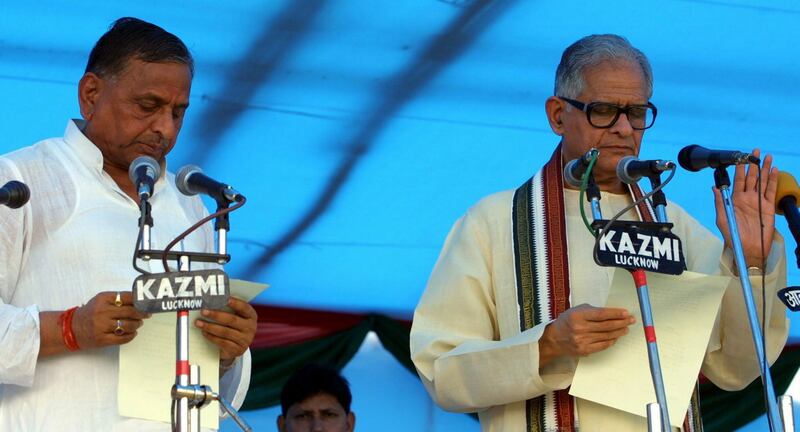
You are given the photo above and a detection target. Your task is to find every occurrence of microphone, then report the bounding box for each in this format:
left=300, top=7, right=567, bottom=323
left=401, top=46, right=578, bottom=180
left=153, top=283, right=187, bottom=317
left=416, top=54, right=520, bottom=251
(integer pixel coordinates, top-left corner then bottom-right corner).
left=128, top=156, right=161, bottom=199
left=564, top=148, right=599, bottom=188
left=777, top=172, right=800, bottom=215
left=616, top=156, right=675, bottom=184
left=776, top=171, right=800, bottom=242
left=176, top=165, right=241, bottom=203
left=677, top=144, right=760, bottom=172
left=0, top=181, right=30, bottom=208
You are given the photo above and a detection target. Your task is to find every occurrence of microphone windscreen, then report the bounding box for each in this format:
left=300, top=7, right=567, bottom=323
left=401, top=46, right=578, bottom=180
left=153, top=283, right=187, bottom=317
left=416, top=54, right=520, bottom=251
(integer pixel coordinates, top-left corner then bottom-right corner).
left=563, top=159, right=582, bottom=188
left=128, top=156, right=161, bottom=184
left=776, top=171, right=800, bottom=215
left=2, top=181, right=30, bottom=208
left=616, top=156, right=637, bottom=184
left=677, top=145, right=701, bottom=172
left=176, top=165, right=203, bottom=196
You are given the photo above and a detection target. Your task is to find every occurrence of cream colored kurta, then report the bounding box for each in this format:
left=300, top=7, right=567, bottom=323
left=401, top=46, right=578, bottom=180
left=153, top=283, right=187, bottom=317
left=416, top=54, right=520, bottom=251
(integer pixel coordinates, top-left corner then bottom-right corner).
left=411, top=188, right=788, bottom=432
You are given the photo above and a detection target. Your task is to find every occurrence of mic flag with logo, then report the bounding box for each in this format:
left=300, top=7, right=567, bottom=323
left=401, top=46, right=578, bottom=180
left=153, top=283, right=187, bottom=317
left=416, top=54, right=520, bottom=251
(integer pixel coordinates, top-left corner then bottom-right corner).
left=132, top=269, right=230, bottom=313
left=777, top=286, right=800, bottom=312
left=592, top=220, right=687, bottom=275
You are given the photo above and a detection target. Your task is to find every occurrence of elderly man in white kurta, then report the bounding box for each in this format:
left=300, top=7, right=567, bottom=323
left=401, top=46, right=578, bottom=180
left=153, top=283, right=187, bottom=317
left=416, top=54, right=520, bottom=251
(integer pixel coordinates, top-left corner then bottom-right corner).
left=410, top=34, right=788, bottom=432
left=0, top=18, right=257, bottom=430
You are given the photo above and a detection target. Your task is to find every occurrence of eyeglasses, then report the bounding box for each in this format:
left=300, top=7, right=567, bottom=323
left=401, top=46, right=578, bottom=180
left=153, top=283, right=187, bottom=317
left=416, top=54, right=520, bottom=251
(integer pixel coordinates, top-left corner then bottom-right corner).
left=560, top=97, right=657, bottom=130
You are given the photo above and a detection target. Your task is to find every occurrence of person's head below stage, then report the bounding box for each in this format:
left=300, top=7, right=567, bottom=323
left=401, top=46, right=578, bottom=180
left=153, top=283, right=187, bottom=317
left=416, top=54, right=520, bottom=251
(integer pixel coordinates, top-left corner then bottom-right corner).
left=79, top=16, right=193, bottom=199
left=544, top=34, right=654, bottom=194
left=277, top=364, right=356, bottom=432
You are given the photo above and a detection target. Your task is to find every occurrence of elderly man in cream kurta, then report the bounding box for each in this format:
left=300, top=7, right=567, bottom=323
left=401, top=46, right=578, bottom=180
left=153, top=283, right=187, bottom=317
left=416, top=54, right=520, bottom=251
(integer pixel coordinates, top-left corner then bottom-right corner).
left=410, top=34, right=788, bottom=432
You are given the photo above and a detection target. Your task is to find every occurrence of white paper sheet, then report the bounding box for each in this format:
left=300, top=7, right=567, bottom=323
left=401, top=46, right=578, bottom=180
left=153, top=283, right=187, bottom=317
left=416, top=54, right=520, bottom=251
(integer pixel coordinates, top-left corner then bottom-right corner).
left=569, top=270, right=729, bottom=428
left=118, top=279, right=268, bottom=429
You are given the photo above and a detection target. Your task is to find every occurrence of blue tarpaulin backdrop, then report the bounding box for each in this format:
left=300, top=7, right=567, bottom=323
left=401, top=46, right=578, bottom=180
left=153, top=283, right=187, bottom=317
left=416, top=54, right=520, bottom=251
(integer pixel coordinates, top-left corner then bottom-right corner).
left=1, top=1, right=798, bottom=430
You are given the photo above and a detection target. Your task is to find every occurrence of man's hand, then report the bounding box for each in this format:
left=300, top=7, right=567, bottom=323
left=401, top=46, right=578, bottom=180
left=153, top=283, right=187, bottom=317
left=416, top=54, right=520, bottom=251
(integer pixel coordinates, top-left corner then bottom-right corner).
left=195, top=297, right=257, bottom=362
left=72, top=291, right=149, bottom=348
left=539, top=304, right=635, bottom=368
left=713, top=148, right=778, bottom=270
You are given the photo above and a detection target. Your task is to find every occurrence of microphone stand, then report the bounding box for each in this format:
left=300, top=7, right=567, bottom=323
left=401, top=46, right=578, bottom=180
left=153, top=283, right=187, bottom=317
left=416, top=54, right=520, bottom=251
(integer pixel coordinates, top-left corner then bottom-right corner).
left=139, top=198, right=153, bottom=255
left=214, top=200, right=230, bottom=259
left=649, top=174, right=668, bottom=223
left=633, top=174, right=670, bottom=432
left=135, top=197, right=251, bottom=432
left=584, top=172, right=601, bottom=218
left=587, top=172, right=672, bottom=431
left=713, top=167, right=784, bottom=431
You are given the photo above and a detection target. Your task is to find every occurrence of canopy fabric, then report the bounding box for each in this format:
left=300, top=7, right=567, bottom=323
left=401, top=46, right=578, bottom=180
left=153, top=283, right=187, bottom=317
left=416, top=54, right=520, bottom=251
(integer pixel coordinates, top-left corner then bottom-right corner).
left=1, top=1, right=798, bottom=318
left=245, top=304, right=800, bottom=431
left=1, top=1, right=798, bottom=430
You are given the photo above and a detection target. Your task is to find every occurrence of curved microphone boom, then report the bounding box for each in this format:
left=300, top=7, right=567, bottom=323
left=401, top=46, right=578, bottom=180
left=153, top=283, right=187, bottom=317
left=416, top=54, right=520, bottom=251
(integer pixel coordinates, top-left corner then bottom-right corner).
left=684, top=146, right=784, bottom=427
left=677, top=144, right=760, bottom=172
left=176, top=165, right=242, bottom=203
left=0, top=181, right=30, bottom=208
left=128, top=156, right=161, bottom=199
left=563, top=148, right=599, bottom=188
left=616, top=156, right=675, bottom=184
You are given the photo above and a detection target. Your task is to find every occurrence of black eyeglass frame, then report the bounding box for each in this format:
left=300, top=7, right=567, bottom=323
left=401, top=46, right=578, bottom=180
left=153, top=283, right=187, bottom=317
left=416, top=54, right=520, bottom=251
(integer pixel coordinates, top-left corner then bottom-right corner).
left=559, top=97, right=658, bottom=130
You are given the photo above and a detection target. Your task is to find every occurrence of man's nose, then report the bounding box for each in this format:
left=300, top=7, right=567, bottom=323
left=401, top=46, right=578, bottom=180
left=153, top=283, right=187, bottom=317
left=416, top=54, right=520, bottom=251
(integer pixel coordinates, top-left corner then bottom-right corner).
left=151, top=108, right=178, bottom=141
left=610, top=112, right=634, bottom=136
left=311, top=416, right=325, bottom=432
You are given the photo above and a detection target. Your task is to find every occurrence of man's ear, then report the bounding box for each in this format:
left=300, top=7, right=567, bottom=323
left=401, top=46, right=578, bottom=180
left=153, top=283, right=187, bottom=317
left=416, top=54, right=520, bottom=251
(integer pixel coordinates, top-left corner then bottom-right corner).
left=545, top=96, right=566, bottom=136
left=78, top=72, right=103, bottom=121
left=277, top=414, right=286, bottom=432
left=347, top=412, right=356, bottom=432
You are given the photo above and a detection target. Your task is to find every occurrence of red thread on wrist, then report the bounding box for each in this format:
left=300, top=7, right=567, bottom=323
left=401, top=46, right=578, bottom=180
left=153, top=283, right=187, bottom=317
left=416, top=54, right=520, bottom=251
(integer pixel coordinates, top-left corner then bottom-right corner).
left=58, top=306, right=81, bottom=351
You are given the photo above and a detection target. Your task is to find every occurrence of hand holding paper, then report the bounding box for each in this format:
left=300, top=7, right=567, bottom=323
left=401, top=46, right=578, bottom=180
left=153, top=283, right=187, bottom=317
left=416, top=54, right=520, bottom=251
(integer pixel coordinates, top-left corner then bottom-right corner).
left=540, top=304, right=636, bottom=368
left=569, top=270, right=729, bottom=428
left=118, top=279, right=267, bottom=427
left=195, top=297, right=258, bottom=361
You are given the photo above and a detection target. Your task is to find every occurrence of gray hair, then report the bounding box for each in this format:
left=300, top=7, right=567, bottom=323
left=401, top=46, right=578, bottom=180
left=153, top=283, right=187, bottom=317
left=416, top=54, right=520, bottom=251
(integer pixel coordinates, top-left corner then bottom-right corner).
left=554, top=34, right=653, bottom=99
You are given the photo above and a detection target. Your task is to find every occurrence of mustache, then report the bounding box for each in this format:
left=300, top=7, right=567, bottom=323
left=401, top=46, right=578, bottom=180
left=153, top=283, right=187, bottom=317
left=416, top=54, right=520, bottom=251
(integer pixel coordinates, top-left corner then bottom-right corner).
left=130, top=136, right=169, bottom=149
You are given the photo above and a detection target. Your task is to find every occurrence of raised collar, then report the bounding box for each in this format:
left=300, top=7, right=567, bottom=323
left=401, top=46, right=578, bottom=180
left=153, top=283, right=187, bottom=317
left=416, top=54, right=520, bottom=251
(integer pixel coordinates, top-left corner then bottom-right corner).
left=63, top=119, right=105, bottom=175
left=62, top=119, right=169, bottom=195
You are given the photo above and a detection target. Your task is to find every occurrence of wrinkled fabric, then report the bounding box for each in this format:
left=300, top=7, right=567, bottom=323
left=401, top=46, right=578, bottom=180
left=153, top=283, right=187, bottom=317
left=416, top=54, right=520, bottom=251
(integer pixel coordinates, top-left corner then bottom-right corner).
left=0, top=120, right=250, bottom=431
left=411, top=188, right=788, bottom=432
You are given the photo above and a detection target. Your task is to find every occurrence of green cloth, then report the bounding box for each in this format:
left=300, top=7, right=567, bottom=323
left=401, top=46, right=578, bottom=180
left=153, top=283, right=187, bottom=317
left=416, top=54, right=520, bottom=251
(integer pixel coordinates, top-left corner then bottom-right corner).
left=242, top=312, right=798, bottom=431
left=700, top=347, right=800, bottom=431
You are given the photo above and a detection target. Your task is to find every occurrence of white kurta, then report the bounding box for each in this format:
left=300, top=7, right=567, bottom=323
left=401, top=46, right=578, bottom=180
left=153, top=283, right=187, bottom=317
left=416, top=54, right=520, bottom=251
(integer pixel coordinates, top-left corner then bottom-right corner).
left=411, top=188, right=788, bottom=432
left=0, top=120, right=250, bottom=431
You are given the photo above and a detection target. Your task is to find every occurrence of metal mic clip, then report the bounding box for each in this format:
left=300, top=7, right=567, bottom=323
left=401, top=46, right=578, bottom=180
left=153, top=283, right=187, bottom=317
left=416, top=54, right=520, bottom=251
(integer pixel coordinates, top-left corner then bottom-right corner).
left=733, top=152, right=760, bottom=166
left=746, top=154, right=761, bottom=165
left=655, top=160, right=676, bottom=172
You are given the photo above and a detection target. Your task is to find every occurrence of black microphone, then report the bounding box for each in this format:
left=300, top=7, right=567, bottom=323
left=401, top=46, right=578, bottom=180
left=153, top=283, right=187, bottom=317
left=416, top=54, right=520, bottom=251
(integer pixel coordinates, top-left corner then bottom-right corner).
left=677, top=144, right=760, bottom=172
left=563, top=148, right=599, bottom=188
left=616, top=156, right=675, bottom=184
left=0, top=181, right=30, bottom=209
left=176, top=165, right=241, bottom=203
left=128, top=156, right=161, bottom=199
